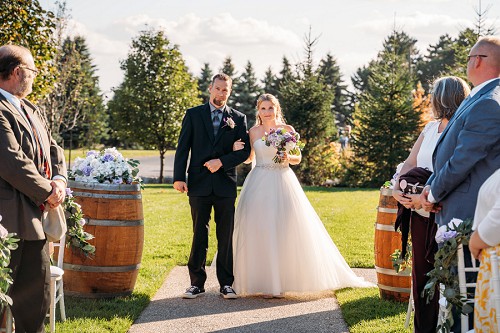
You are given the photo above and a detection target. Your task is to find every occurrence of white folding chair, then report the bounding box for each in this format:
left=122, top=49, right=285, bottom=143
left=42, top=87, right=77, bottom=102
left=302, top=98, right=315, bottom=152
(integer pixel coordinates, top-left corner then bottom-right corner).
left=404, top=281, right=413, bottom=328
left=489, top=249, right=500, bottom=332
left=49, top=235, right=67, bottom=332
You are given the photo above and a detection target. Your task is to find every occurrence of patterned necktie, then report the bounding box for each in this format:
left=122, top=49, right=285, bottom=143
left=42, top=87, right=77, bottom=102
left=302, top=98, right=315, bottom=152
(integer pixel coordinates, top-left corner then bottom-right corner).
left=20, top=101, right=50, bottom=179
left=212, top=109, right=222, bottom=136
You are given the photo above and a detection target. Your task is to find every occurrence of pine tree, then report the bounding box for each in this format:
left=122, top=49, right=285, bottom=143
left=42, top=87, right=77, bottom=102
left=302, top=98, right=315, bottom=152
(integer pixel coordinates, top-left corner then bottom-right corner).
left=41, top=36, right=107, bottom=148
left=416, top=35, right=455, bottom=91
left=219, top=56, right=238, bottom=106
left=198, top=63, right=213, bottom=103
left=275, top=56, right=293, bottom=99
left=233, top=61, right=261, bottom=127
left=261, top=66, right=278, bottom=97
left=280, top=31, right=335, bottom=185
left=317, top=53, right=350, bottom=128
left=108, top=29, right=201, bottom=182
left=347, top=31, right=421, bottom=187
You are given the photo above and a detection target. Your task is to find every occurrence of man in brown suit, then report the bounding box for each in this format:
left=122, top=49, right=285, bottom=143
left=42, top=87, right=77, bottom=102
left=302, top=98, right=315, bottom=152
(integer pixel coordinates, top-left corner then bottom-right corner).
left=0, top=44, right=67, bottom=332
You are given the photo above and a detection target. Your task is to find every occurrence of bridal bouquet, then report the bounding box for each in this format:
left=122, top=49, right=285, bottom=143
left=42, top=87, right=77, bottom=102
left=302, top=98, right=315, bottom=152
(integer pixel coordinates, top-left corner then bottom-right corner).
left=0, top=215, right=19, bottom=309
left=70, top=147, right=141, bottom=184
left=262, top=128, right=304, bottom=163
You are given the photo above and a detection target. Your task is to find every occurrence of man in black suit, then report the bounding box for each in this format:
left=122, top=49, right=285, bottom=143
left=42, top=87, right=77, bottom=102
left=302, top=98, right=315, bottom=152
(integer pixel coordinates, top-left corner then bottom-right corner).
left=174, top=73, right=250, bottom=299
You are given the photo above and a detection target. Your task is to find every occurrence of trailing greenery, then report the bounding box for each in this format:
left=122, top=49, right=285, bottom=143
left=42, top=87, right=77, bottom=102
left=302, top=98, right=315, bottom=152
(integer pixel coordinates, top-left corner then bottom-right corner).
left=0, top=220, right=19, bottom=311
left=63, top=190, right=95, bottom=258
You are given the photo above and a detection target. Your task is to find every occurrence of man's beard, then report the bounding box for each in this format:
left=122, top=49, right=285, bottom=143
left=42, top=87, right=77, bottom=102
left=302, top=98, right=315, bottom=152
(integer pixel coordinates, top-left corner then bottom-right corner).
left=14, top=74, right=32, bottom=98
left=212, top=98, right=226, bottom=108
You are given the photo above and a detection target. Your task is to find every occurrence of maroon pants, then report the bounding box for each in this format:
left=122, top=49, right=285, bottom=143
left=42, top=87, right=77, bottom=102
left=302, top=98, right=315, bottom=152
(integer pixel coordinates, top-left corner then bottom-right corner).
left=411, top=212, right=438, bottom=333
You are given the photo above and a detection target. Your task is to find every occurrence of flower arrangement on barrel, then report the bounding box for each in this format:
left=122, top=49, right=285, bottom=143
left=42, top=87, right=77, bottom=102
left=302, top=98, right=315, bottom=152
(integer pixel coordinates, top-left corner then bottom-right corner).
left=424, top=217, right=474, bottom=333
left=0, top=216, right=19, bottom=310
left=70, top=147, right=141, bottom=185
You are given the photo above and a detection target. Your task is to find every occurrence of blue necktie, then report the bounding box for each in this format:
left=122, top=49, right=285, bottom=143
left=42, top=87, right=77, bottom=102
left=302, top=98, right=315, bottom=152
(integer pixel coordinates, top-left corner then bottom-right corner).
left=212, top=109, right=222, bottom=136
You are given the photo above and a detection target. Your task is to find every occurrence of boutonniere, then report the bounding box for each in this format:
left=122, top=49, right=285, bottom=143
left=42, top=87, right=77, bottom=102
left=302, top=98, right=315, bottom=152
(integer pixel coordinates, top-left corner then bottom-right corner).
left=222, top=117, right=236, bottom=129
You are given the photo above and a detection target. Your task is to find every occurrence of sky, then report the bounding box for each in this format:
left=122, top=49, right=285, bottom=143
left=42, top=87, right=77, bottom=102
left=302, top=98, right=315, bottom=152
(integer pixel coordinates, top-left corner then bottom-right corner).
left=40, top=0, right=498, bottom=97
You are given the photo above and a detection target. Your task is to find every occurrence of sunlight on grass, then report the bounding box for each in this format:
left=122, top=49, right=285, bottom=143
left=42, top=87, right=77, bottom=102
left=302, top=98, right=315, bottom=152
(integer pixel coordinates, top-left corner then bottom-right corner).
left=50, top=185, right=402, bottom=332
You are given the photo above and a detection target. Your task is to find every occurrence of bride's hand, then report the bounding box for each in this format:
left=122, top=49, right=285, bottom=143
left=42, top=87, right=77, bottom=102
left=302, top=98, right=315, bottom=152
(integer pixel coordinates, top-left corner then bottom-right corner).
left=233, top=139, right=245, bottom=151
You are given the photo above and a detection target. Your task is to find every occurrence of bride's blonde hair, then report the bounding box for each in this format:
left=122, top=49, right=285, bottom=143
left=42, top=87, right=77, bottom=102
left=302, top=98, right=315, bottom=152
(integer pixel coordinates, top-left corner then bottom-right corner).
left=255, top=93, right=286, bottom=126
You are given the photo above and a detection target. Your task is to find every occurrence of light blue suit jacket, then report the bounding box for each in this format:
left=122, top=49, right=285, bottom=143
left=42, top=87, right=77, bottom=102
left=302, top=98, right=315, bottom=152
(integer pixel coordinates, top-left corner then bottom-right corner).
left=428, top=78, right=500, bottom=226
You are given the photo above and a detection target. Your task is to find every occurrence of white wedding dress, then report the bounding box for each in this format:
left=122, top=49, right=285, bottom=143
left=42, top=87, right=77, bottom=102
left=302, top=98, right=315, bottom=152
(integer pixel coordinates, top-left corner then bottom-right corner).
left=233, top=139, right=373, bottom=296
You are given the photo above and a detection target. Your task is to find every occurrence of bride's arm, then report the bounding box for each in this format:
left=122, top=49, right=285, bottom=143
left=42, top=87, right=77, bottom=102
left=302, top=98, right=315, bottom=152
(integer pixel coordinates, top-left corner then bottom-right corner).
left=233, top=130, right=256, bottom=164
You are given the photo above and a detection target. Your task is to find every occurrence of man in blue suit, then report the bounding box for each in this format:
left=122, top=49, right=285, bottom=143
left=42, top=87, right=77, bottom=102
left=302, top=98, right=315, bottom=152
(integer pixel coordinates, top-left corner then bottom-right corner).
left=421, top=36, right=500, bottom=332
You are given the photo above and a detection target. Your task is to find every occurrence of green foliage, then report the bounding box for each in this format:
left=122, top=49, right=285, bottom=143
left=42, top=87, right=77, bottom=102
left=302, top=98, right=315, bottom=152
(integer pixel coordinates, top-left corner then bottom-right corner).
left=416, top=34, right=456, bottom=91
left=280, top=32, right=335, bottom=185
left=41, top=36, right=107, bottom=147
left=0, top=0, right=57, bottom=100
left=347, top=30, right=420, bottom=187
left=197, top=62, right=213, bottom=103
left=219, top=56, right=238, bottom=106
left=0, top=223, right=19, bottom=310
left=233, top=61, right=261, bottom=127
left=275, top=56, right=293, bottom=99
left=108, top=29, right=201, bottom=181
left=317, top=52, right=350, bottom=127
left=63, top=191, right=95, bottom=257
left=261, top=66, right=278, bottom=97
left=424, top=219, right=474, bottom=333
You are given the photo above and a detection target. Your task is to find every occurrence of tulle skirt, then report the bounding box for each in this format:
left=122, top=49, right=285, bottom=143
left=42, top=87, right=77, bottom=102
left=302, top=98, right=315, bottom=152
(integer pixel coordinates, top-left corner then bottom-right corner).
left=233, top=165, right=372, bottom=296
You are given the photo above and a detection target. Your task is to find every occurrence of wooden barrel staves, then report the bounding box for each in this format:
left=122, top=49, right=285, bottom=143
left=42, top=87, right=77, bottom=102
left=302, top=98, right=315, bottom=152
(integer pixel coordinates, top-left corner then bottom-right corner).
left=64, top=181, right=144, bottom=298
left=374, top=187, right=411, bottom=302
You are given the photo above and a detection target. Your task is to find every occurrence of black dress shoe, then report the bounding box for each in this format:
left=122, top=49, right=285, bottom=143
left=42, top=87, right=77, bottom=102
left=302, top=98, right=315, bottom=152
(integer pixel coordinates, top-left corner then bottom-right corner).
left=182, top=286, right=205, bottom=299
left=220, top=285, right=238, bottom=299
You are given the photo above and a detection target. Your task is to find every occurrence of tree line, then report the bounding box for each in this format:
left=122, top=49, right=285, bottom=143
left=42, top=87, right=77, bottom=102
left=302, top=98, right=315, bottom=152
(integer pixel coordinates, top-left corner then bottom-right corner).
left=0, top=0, right=496, bottom=186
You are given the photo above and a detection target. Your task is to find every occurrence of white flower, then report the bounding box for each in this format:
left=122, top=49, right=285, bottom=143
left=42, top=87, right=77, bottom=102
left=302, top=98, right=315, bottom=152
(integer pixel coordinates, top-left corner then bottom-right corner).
left=225, top=117, right=236, bottom=129
left=435, top=218, right=464, bottom=244
left=0, top=224, right=7, bottom=239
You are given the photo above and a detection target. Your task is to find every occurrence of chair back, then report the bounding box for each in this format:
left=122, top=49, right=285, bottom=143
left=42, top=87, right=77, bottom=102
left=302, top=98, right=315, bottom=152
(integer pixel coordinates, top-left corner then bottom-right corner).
left=53, top=234, right=66, bottom=269
left=457, top=244, right=480, bottom=331
left=490, top=250, right=500, bottom=331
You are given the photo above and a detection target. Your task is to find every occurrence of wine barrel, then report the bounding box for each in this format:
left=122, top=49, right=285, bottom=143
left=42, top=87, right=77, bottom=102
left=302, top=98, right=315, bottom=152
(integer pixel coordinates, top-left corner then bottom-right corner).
left=64, top=181, right=144, bottom=298
left=374, top=187, right=411, bottom=302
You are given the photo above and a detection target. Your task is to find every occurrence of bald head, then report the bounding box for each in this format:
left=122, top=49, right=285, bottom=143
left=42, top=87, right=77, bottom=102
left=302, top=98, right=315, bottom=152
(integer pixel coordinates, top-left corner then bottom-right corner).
left=467, top=36, right=500, bottom=86
left=0, top=44, right=33, bottom=81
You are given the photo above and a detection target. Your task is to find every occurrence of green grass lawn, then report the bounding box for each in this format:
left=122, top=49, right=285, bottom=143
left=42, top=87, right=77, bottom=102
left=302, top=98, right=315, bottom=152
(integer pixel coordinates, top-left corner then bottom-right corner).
left=50, top=185, right=412, bottom=332
left=63, top=149, right=174, bottom=162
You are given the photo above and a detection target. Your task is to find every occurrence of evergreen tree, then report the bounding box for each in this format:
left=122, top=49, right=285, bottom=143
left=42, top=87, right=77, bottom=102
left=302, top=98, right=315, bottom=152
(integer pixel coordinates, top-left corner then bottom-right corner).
left=347, top=33, right=420, bottom=187
left=198, top=63, right=213, bottom=103
left=416, top=35, right=455, bottom=91
left=0, top=0, right=57, bottom=99
left=219, top=56, right=237, bottom=106
left=41, top=36, right=107, bottom=149
left=108, top=29, right=201, bottom=182
left=317, top=53, right=350, bottom=128
left=233, top=61, right=261, bottom=127
left=261, top=66, right=278, bottom=97
left=275, top=56, right=293, bottom=99
left=280, top=32, right=335, bottom=185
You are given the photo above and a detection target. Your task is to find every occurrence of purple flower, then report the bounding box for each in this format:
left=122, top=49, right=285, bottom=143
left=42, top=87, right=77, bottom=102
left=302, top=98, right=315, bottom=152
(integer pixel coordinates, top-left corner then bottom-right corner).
left=113, top=178, right=123, bottom=184
left=442, top=231, right=458, bottom=241
left=65, top=188, right=73, bottom=197
left=78, top=218, right=86, bottom=226
left=82, top=166, right=93, bottom=176
left=86, top=150, right=98, bottom=157
left=103, top=154, right=114, bottom=162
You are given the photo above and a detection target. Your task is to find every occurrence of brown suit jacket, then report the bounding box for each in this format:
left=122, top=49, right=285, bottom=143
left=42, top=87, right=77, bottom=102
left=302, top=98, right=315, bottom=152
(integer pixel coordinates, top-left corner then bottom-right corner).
left=0, top=92, right=67, bottom=240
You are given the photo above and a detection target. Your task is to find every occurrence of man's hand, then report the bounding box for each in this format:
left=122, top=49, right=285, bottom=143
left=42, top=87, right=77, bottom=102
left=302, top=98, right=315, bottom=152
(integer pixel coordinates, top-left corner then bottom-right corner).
left=46, top=179, right=66, bottom=208
left=393, top=189, right=413, bottom=208
left=173, top=181, right=188, bottom=193
left=420, top=186, right=442, bottom=213
left=204, top=159, right=223, bottom=173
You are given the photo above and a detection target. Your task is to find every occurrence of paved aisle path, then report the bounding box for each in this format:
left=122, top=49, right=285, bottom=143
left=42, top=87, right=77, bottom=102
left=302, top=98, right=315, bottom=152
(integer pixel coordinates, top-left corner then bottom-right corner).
left=129, top=267, right=376, bottom=333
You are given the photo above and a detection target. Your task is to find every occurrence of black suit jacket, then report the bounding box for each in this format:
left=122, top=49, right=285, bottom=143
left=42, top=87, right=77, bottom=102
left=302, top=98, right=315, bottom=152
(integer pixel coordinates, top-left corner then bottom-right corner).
left=173, top=103, right=250, bottom=197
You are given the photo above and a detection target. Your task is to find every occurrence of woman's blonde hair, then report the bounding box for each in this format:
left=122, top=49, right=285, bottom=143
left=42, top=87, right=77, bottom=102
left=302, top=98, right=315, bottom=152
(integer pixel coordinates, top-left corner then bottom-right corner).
left=255, top=93, right=286, bottom=126
left=431, top=76, right=470, bottom=120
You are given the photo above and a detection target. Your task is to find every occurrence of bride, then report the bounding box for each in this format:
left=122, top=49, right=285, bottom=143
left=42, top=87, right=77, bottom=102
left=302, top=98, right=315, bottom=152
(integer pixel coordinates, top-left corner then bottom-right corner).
left=232, top=93, right=373, bottom=297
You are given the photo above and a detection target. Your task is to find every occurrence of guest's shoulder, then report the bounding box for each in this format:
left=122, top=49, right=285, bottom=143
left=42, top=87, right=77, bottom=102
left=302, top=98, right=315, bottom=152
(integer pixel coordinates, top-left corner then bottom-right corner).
left=422, top=120, right=439, bottom=135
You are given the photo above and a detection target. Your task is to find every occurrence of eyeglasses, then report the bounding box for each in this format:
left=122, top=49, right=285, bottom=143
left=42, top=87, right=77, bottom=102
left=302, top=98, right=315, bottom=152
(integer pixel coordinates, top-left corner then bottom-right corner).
left=18, top=65, right=40, bottom=76
left=467, top=54, right=488, bottom=61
